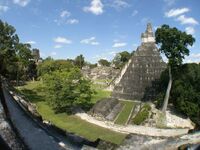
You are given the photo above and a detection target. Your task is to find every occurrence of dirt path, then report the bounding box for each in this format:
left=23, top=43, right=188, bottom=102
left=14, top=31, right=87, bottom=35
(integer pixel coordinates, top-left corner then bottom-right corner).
left=76, top=113, right=189, bottom=137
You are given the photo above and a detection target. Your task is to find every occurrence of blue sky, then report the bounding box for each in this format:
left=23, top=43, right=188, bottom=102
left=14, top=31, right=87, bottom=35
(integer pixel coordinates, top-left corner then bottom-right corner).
left=0, top=0, right=200, bottom=63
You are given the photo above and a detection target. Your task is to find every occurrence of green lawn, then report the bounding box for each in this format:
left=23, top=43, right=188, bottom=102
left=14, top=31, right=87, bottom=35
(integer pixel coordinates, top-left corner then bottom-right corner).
left=91, top=85, right=111, bottom=104
left=16, top=81, right=125, bottom=144
left=114, top=101, right=135, bottom=125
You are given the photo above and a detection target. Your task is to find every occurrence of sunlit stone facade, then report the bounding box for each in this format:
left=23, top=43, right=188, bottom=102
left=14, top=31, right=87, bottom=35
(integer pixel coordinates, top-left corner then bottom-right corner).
left=112, top=23, right=166, bottom=101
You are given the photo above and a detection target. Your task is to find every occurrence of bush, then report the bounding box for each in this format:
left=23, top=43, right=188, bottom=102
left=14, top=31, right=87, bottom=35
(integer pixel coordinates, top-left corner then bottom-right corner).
left=43, top=68, right=94, bottom=113
left=132, top=104, right=151, bottom=125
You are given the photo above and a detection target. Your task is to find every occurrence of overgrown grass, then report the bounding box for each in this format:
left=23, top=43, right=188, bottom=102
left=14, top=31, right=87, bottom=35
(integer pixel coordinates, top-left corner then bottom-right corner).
left=115, top=101, right=135, bottom=125
left=16, top=81, right=125, bottom=144
left=132, top=103, right=151, bottom=125
left=91, top=84, right=111, bottom=104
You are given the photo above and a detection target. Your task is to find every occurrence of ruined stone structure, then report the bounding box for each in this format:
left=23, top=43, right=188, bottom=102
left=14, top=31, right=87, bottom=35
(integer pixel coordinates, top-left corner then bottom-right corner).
left=89, top=98, right=123, bottom=121
left=112, top=23, right=166, bottom=101
left=32, top=48, right=42, bottom=64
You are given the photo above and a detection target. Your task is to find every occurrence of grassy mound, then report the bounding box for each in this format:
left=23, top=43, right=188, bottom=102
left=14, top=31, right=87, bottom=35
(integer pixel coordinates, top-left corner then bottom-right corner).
left=115, top=101, right=135, bottom=125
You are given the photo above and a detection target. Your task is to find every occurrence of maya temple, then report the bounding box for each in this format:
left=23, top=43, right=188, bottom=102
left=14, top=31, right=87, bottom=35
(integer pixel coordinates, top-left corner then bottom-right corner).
left=111, top=23, right=166, bottom=101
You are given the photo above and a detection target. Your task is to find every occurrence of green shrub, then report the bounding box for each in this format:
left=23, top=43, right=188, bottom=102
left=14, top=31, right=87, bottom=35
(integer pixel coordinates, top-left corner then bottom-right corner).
left=132, top=104, right=151, bottom=125
left=43, top=68, right=94, bottom=113
left=154, top=63, right=200, bottom=125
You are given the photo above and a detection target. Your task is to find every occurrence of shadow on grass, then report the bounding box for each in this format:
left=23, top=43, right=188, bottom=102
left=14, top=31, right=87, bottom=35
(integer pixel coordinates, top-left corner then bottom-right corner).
left=20, top=89, right=44, bottom=103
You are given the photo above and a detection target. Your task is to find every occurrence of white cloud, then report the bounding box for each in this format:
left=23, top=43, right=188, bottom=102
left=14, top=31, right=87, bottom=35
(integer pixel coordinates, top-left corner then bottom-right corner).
left=132, top=10, right=138, bottom=16
left=108, top=51, right=117, bottom=56
left=177, top=15, right=199, bottom=25
left=66, top=19, right=79, bottom=24
left=80, top=37, right=99, bottom=45
left=50, top=51, right=57, bottom=56
left=13, top=0, right=30, bottom=7
left=60, top=10, right=71, bottom=18
left=111, top=0, right=130, bottom=10
left=184, top=53, right=200, bottom=63
left=26, top=41, right=36, bottom=45
left=54, top=37, right=72, bottom=44
left=165, top=8, right=189, bottom=18
left=0, top=5, right=9, bottom=13
left=190, top=53, right=200, bottom=58
left=54, top=45, right=63, bottom=49
left=83, top=0, right=104, bottom=15
left=112, top=42, right=127, bottom=48
left=185, top=27, right=195, bottom=35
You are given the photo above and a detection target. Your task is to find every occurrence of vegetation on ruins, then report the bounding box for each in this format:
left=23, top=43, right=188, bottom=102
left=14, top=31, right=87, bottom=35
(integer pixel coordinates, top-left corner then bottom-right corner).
left=155, top=63, right=200, bottom=125
left=155, top=24, right=195, bottom=112
left=98, top=59, right=111, bottom=66
left=112, top=51, right=132, bottom=69
left=115, top=101, right=135, bottom=125
left=74, top=54, right=85, bottom=69
left=132, top=103, right=151, bottom=125
left=37, top=59, right=74, bottom=77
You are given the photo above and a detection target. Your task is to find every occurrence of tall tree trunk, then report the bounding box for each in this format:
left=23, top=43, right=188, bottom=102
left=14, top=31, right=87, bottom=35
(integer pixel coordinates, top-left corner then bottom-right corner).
left=162, top=66, right=172, bottom=113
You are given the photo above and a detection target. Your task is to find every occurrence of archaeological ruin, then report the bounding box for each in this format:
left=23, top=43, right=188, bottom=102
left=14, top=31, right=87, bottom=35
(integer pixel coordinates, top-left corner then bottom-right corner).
left=112, top=23, right=166, bottom=101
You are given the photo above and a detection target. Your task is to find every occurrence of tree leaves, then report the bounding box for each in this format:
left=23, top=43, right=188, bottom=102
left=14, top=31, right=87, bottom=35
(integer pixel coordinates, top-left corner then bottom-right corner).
left=155, top=24, right=195, bottom=67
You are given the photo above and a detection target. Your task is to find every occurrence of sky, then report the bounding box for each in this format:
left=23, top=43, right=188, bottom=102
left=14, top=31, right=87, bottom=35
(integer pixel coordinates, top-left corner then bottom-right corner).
left=0, top=0, right=200, bottom=63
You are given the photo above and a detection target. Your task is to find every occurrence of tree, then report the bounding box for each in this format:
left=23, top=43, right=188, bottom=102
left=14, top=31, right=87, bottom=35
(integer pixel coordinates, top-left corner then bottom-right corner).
left=74, top=54, right=85, bottom=69
left=15, top=43, right=33, bottom=84
left=120, top=51, right=131, bottom=62
left=37, top=59, right=74, bottom=77
left=112, top=51, right=131, bottom=69
left=98, top=59, right=110, bottom=66
left=43, top=68, right=94, bottom=113
left=154, top=63, right=200, bottom=125
left=27, top=60, right=37, bottom=81
left=155, top=24, right=195, bottom=112
left=0, top=20, right=19, bottom=76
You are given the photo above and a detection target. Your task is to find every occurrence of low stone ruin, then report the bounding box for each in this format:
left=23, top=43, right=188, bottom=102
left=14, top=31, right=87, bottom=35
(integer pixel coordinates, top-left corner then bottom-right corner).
left=89, top=98, right=123, bottom=121
left=82, top=66, right=120, bottom=83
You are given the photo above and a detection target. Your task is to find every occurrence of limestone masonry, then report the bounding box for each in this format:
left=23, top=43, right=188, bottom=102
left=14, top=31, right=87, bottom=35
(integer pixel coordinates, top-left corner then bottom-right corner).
left=112, top=23, right=166, bottom=101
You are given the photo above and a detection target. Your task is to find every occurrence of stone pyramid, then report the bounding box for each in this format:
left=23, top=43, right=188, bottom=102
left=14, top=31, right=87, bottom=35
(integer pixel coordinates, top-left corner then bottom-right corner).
left=112, top=23, right=166, bottom=101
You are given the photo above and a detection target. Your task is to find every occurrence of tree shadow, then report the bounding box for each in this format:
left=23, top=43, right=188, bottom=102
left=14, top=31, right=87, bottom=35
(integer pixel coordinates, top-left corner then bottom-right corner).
left=20, top=89, right=44, bottom=103
left=142, top=79, right=160, bottom=102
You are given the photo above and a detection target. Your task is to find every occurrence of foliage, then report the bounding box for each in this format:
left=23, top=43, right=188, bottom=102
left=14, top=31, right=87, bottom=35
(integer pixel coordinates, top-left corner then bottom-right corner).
left=27, top=60, right=37, bottom=80
left=37, top=59, right=74, bottom=77
left=132, top=103, right=151, bottom=125
left=115, top=101, right=135, bottom=125
left=98, top=59, right=110, bottom=67
left=154, top=63, right=200, bottom=125
left=0, top=20, right=19, bottom=76
left=155, top=24, right=195, bottom=112
left=0, top=20, right=33, bottom=81
left=43, top=68, right=94, bottom=113
left=112, top=51, right=131, bottom=69
left=74, top=54, right=85, bottom=69
left=155, top=25, right=195, bottom=67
